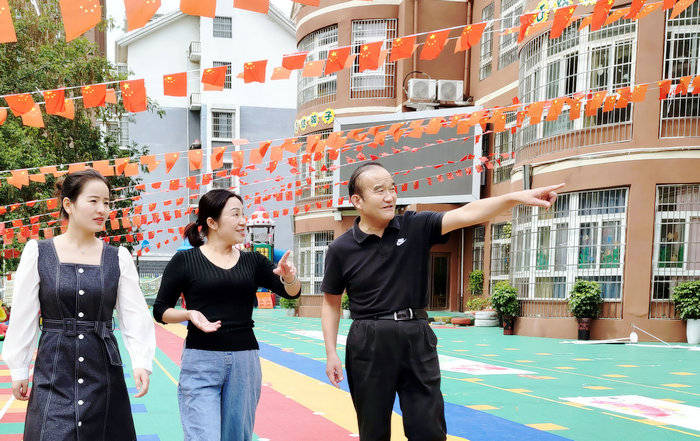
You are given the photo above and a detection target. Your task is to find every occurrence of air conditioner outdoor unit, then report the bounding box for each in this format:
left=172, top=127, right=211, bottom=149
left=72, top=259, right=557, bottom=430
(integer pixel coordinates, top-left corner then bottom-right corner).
left=437, top=80, right=464, bottom=102
left=407, top=78, right=437, bottom=101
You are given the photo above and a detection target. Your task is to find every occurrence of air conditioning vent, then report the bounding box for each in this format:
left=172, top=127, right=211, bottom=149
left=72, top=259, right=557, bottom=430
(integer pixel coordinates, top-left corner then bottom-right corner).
left=407, top=78, right=437, bottom=101
left=437, top=80, right=464, bottom=102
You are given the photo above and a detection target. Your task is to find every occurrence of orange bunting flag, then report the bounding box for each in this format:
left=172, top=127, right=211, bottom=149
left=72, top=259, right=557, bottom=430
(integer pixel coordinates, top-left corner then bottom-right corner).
left=0, top=0, right=17, bottom=43
left=44, top=89, right=66, bottom=114
left=692, top=75, right=700, bottom=94
left=105, top=88, right=117, bottom=104
left=270, top=145, right=283, bottom=162
left=164, top=72, right=187, bottom=96
left=602, top=95, right=617, bottom=112
left=92, top=160, right=114, bottom=176
left=567, top=97, right=582, bottom=120
left=302, top=60, right=325, bottom=77
left=425, top=117, right=443, bottom=135
left=243, top=60, right=267, bottom=84
left=211, top=146, right=226, bottom=170
left=658, top=79, right=672, bottom=99
left=8, top=170, right=29, bottom=189
left=0, top=108, right=6, bottom=125
left=22, top=104, right=44, bottom=128
left=637, top=2, right=662, bottom=19
left=626, top=0, right=646, bottom=18
left=551, top=6, right=577, bottom=39
left=281, top=138, right=301, bottom=154
left=671, top=0, right=695, bottom=19
left=526, top=102, right=545, bottom=125
left=29, top=173, right=46, bottom=183
left=282, top=52, right=308, bottom=70
left=664, top=0, right=677, bottom=11
left=114, top=158, right=129, bottom=175
left=201, top=65, right=227, bottom=90
left=60, top=0, right=102, bottom=42
left=359, top=41, right=384, bottom=72
left=232, top=151, right=244, bottom=172
left=180, top=0, right=216, bottom=17
left=518, top=13, right=537, bottom=43
left=139, top=155, right=158, bottom=172
left=455, top=23, right=487, bottom=52
left=121, top=79, right=147, bottom=112
left=125, top=0, right=161, bottom=31
left=591, top=0, right=614, bottom=31
left=270, top=66, right=292, bottom=80
left=631, top=84, right=648, bottom=101
left=605, top=7, right=630, bottom=26
left=82, top=84, right=106, bottom=108
left=492, top=110, right=506, bottom=133
left=389, top=35, right=417, bottom=62
left=585, top=91, right=607, bottom=117
left=234, top=0, right=269, bottom=14
left=165, top=152, right=179, bottom=173
left=54, top=99, right=75, bottom=119
left=124, top=163, right=139, bottom=177
left=292, top=0, right=319, bottom=5
left=5, top=93, right=35, bottom=115
left=420, top=30, right=449, bottom=61
left=325, top=47, right=352, bottom=75
left=188, top=149, right=203, bottom=171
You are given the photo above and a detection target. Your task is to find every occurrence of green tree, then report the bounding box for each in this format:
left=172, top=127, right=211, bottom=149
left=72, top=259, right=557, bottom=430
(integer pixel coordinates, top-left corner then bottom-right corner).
left=0, top=0, right=160, bottom=274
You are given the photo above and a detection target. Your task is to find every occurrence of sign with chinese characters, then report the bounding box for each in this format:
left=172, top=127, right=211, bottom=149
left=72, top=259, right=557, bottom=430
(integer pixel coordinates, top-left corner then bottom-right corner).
left=295, top=108, right=335, bottom=134
left=534, top=0, right=574, bottom=24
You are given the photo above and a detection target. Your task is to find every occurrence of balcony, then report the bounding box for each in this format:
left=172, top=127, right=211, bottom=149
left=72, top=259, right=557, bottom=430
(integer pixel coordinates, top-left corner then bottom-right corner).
left=188, top=41, right=201, bottom=63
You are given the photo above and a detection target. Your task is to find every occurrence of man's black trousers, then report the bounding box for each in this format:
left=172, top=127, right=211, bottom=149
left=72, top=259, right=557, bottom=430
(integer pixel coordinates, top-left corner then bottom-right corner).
left=345, top=318, right=447, bottom=441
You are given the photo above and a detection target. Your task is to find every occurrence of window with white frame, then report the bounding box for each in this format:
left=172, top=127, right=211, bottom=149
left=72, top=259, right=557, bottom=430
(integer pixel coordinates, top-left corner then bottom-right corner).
left=212, top=162, right=232, bottom=190
left=298, top=130, right=333, bottom=200
left=213, top=16, right=232, bottom=38
left=212, top=111, right=233, bottom=139
left=297, top=25, right=338, bottom=107
left=498, top=0, right=523, bottom=69
left=106, top=118, right=129, bottom=148
left=480, top=3, right=494, bottom=80
left=661, top=2, right=700, bottom=137
left=294, top=231, right=334, bottom=295
left=473, top=225, right=485, bottom=271
left=351, top=19, right=397, bottom=99
left=213, top=61, right=232, bottom=89
left=518, top=17, right=636, bottom=145
left=511, top=188, right=628, bottom=301
left=652, top=185, right=700, bottom=303
left=492, top=112, right=515, bottom=184
left=490, top=222, right=511, bottom=292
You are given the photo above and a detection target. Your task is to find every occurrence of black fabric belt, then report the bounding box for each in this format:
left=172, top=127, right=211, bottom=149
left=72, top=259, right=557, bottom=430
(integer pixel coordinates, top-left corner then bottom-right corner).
left=353, top=308, right=428, bottom=321
left=42, top=318, right=122, bottom=366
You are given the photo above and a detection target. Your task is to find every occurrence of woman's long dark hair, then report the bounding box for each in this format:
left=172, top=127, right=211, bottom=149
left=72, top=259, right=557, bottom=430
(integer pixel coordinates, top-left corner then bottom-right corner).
left=55, top=169, right=111, bottom=219
left=183, top=189, right=244, bottom=247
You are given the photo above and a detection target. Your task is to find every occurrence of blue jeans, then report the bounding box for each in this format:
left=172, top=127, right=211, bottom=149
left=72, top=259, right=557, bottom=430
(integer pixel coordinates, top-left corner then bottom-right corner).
left=178, top=349, right=262, bottom=441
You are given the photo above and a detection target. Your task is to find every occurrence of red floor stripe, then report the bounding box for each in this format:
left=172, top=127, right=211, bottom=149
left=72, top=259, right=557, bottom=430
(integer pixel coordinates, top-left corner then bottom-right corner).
left=0, top=413, right=25, bottom=423
left=0, top=376, right=11, bottom=383
left=0, top=435, right=23, bottom=441
left=154, top=324, right=185, bottom=366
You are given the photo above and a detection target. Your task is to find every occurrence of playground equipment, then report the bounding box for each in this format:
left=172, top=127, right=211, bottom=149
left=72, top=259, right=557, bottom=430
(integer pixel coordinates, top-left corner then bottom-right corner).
left=247, top=206, right=280, bottom=309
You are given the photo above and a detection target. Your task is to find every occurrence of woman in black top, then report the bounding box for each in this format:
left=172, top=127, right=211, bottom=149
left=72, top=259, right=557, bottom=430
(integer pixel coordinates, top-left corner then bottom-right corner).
left=152, top=189, right=301, bottom=441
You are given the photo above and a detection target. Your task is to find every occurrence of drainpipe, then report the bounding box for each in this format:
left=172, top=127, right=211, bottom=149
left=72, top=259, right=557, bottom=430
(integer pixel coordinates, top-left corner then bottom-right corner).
left=464, top=0, right=473, bottom=101
left=412, top=0, right=418, bottom=74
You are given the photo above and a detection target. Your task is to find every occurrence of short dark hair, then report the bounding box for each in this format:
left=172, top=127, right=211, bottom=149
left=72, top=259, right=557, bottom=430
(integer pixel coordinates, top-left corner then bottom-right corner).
left=348, top=162, right=387, bottom=197
left=55, top=169, right=111, bottom=219
left=183, top=189, right=244, bottom=247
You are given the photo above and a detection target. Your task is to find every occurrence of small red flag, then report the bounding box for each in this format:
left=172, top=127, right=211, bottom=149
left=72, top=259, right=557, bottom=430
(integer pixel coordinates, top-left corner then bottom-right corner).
left=164, top=72, right=187, bottom=96
left=551, top=6, right=577, bottom=39
left=270, top=66, right=292, bottom=80
left=419, top=30, right=449, bottom=61
left=44, top=89, right=66, bottom=115
left=120, top=79, right=147, bottom=113
left=234, top=0, right=269, bottom=14
left=82, top=83, right=106, bottom=108
left=518, top=13, right=537, bottom=43
left=22, top=104, right=44, bottom=128
left=5, top=93, right=35, bottom=115
left=325, top=47, right=352, bottom=75
left=455, top=23, right=487, bottom=52
left=389, top=35, right=416, bottom=62
left=0, top=0, right=17, bottom=43
left=201, top=65, right=227, bottom=90
left=359, top=41, right=384, bottom=72
left=243, top=60, right=267, bottom=84
left=302, top=60, right=325, bottom=77
left=591, top=0, right=614, bottom=32
left=124, top=0, right=161, bottom=31
left=180, top=0, right=216, bottom=17
left=282, top=52, right=309, bottom=70
left=60, top=0, right=102, bottom=42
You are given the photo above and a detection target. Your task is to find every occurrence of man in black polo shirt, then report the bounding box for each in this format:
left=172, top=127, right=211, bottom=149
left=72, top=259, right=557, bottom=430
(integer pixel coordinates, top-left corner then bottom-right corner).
left=321, top=162, right=563, bottom=441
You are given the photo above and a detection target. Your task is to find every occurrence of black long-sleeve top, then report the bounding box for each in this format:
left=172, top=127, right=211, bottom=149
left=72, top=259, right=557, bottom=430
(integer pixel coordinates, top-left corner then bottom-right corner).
left=152, top=247, right=300, bottom=351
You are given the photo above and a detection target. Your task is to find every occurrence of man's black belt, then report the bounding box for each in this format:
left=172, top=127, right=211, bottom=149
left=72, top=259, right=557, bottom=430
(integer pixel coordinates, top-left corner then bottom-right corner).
left=353, top=308, right=428, bottom=321
left=42, top=318, right=122, bottom=366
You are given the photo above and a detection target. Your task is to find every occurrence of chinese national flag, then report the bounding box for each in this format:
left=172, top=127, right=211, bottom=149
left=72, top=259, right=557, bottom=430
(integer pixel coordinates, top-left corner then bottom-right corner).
left=211, top=146, right=226, bottom=170
left=518, top=13, right=537, bottom=43
left=44, top=89, right=66, bottom=114
left=82, top=84, right=106, bottom=108
left=60, top=0, right=102, bottom=42
left=105, top=88, right=117, bottom=104
left=389, top=35, right=416, bottom=62
left=626, top=0, right=645, bottom=19
left=546, top=99, right=565, bottom=121
left=302, top=60, right=325, bottom=77
left=664, top=0, right=677, bottom=11
left=282, top=52, right=308, bottom=70
left=325, top=47, right=351, bottom=75
left=121, top=79, right=147, bottom=112
left=243, top=60, right=267, bottom=84
left=5, top=93, right=34, bottom=115
left=585, top=91, right=607, bottom=117
left=232, top=151, right=244, bottom=173
left=234, top=0, right=269, bottom=14
left=359, top=41, right=383, bottom=72
left=0, top=0, right=17, bottom=43
left=164, top=72, right=187, bottom=96
left=551, top=6, right=577, bottom=39
left=125, top=0, right=161, bottom=31
left=21, top=104, right=44, bottom=128
left=165, top=152, right=180, bottom=173
left=188, top=149, right=203, bottom=171
left=0, top=108, right=6, bottom=125
left=591, top=0, right=614, bottom=32
left=670, top=0, right=695, bottom=19
left=180, top=0, right=216, bottom=17
left=201, top=65, right=227, bottom=90
left=454, top=23, right=487, bottom=52
left=55, top=99, right=75, bottom=120
left=527, top=102, right=545, bottom=125
left=658, top=79, right=672, bottom=99
left=270, top=66, right=291, bottom=80
left=419, top=30, right=449, bottom=61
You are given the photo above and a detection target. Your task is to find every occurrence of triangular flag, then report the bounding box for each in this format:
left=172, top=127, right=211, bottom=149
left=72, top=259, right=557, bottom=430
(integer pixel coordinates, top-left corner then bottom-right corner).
left=188, top=149, right=203, bottom=170
left=121, top=79, right=147, bottom=113
left=201, top=65, right=227, bottom=90
left=282, top=52, right=308, bottom=70
left=359, top=41, right=384, bottom=72
left=243, top=60, right=267, bottom=84
left=124, top=0, right=161, bottom=31
left=234, top=0, right=269, bottom=14
left=180, top=0, right=216, bottom=17
left=82, top=83, right=106, bottom=108
left=5, top=93, right=35, bottom=115
left=302, top=60, right=325, bottom=77
left=270, top=66, right=292, bottom=80
left=455, top=23, right=487, bottom=52
left=0, top=0, right=16, bottom=43
left=420, top=30, right=449, bottom=60
left=389, top=35, right=417, bottom=62
left=551, top=6, right=576, bottom=39
left=59, top=0, right=102, bottom=42
left=211, top=146, right=226, bottom=170
left=591, top=0, right=615, bottom=31
left=21, top=104, right=44, bottom=128
left=164, top=72, right=187, bottom=96
left=165, top=152, right=179, bottom=173
left=518, top=13, right=537, bottom=43
left=325, top=47, right=352, bottom=75
left=44, top=89, right=66, bottom=115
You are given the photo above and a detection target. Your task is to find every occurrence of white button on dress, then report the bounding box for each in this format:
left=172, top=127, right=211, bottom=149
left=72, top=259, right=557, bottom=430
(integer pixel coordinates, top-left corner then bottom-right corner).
left=78, top=268, right=84, bottom=274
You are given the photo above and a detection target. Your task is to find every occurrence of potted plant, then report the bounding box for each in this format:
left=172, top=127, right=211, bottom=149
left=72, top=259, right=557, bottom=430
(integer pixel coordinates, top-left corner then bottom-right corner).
left=279, top=297, right=298, bottom=317
left=568, top=280, right=602, bottom=340
left=672, top=280, right=700, bottom=344
left=469, top=270, right=484, bottom=296
left=490, top=281, right=520, bottom=335
left=341, top=293, right=351, bottom=319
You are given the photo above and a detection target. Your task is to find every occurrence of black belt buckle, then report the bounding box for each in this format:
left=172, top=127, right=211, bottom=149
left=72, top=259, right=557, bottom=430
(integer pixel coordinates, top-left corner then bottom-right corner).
left=393, top=308, right=414, bottom=321
left=62, top=318, right=78, bottom=336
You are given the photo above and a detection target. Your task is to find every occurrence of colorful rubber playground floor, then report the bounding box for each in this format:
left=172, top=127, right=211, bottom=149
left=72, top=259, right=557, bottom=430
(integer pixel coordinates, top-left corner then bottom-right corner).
left=1, top=309, right=699, bottom=440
